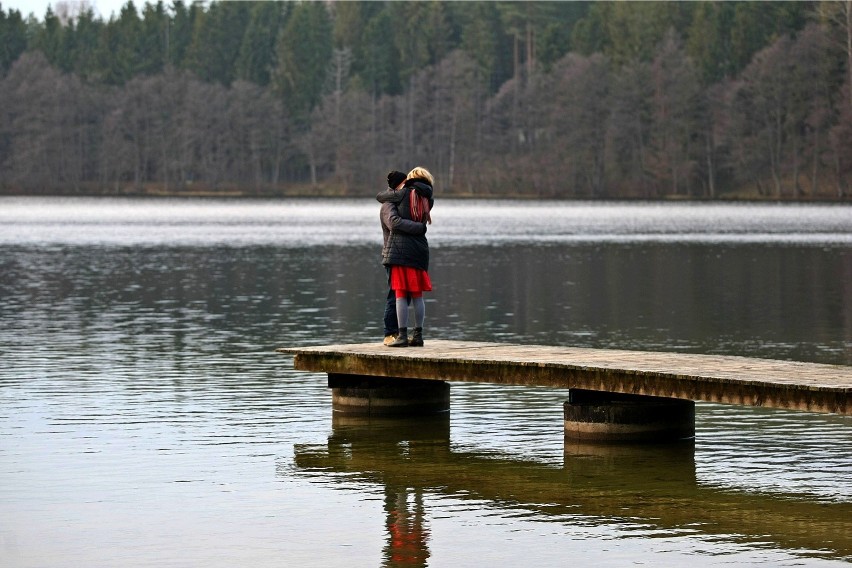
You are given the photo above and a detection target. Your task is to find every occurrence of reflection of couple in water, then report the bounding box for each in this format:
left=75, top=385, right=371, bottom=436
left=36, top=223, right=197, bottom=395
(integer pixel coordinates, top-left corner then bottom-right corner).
left=383, top=486, right=430, bottom=567
left=377, top=167, right=434, bottom=348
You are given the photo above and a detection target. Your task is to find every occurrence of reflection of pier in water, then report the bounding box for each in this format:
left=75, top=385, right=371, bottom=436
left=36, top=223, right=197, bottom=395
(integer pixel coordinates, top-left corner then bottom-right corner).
left=290, top=415, right=852, bottom=565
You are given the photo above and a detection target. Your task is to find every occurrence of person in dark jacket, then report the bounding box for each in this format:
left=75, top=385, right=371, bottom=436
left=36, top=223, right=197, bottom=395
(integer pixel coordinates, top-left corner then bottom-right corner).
left=377, top=167, right=434, bottom=347
left=380, top=170, right=411, bottom=345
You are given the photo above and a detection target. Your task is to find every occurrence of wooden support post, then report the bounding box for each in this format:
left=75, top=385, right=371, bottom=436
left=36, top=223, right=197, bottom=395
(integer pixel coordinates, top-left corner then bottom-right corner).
left=328, top=373, right=450, bottom=416
left=564, top=389, right=695, bottom=443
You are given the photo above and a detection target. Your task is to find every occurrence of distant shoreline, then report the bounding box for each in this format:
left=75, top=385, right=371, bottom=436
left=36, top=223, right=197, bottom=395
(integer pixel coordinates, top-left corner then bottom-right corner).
left=1, top=188, right=849, bottom=203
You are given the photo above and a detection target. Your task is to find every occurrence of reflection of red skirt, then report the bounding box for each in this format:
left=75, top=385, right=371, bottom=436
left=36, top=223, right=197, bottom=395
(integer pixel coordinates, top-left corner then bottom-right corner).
left=390, top=265, right=432, bottom=293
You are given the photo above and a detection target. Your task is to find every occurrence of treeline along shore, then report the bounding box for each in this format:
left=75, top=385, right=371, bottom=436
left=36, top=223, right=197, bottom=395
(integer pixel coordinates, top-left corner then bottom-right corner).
left=1, top=1, right=851, bottom=200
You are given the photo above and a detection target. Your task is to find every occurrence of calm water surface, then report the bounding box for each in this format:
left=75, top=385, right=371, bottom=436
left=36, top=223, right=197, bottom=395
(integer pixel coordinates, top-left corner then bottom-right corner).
left=1, top=197, right=851, bottom=567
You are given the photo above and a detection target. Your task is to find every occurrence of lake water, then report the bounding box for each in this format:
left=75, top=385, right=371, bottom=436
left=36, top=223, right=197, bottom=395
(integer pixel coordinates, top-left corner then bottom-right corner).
left=0, top=197, right=850, bottom=567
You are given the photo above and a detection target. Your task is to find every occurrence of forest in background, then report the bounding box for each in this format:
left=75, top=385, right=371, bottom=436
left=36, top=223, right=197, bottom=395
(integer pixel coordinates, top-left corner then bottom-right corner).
left=1, top=0, right=851, bottom=200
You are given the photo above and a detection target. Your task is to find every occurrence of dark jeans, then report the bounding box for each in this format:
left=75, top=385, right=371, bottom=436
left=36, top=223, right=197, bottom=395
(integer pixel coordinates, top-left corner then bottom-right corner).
left=383, top=287, right=397, bottom=336
left=383, top=266, right=409, bottom=336
left=383, top=267, right=396, bottom=336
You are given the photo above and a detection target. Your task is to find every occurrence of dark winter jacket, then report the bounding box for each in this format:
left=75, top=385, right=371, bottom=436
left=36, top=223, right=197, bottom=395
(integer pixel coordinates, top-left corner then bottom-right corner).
left=377, top=179, right=433, bottom=271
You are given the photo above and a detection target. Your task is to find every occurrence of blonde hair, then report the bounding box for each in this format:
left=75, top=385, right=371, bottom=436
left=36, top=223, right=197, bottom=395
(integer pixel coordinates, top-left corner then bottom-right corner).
left=407, top=167, right=434, bottom=186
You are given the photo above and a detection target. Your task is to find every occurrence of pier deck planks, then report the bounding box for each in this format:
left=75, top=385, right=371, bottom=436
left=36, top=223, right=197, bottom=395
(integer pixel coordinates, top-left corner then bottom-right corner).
left=278, top=340, right=852, bottom=415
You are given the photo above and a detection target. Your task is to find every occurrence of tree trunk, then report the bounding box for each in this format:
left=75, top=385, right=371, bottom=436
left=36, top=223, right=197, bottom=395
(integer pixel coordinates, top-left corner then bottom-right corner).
left=448, top=100, right=457, bottom=191
left=512, top=34, right=520, bottom=151
left=705, top=128, right=715, bottom=198
left=526, top=21, right=534, bottom=78
left=309, top=149, right=317, bottom=186
left=407, top=75, right=415, bottom=159
left=811, top=126, right=819, bottom=196
left=792, top=135, right=800, bottom=198
left=768, top=106, right=783, bottom=197
left=847, top=0, right=852, bottom=110
left=833, top=145, right=844, bottom=198
left=636, top=117, right=648, bottom=197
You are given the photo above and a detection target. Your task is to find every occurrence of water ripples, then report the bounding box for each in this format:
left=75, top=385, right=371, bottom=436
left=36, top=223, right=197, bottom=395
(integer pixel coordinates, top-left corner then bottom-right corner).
left=1, top=199, right=851, bottom=566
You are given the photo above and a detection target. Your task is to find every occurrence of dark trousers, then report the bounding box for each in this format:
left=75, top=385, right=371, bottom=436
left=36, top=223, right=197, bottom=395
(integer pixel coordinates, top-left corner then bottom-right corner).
left=383, top=267, right=397, bottom=336
left=383, top=286, right=397, bottom=336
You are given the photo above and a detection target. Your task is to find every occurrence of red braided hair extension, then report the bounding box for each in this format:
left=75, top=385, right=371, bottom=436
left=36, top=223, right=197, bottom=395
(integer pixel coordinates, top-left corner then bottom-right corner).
left=409, top=190, right=431, bottom=224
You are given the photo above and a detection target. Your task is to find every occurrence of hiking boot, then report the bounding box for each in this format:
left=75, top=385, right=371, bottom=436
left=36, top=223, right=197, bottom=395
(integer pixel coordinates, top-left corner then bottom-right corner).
left=387, top=328, right=408, bottom=347
left=409, top=327, right=424, bottom=347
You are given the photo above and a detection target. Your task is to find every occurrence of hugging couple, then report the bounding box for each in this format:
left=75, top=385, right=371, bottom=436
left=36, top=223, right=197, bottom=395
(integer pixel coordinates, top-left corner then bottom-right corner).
left=377, top=167, right=434, bottom=348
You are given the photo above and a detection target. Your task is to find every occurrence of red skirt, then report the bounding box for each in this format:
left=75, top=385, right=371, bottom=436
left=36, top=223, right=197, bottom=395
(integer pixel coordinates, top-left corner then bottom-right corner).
left=390, top=266, right=432, bottom=293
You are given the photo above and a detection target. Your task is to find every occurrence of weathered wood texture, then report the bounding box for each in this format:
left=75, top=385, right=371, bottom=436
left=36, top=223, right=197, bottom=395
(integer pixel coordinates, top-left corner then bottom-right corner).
left=278, top=340, right=852, bottom=415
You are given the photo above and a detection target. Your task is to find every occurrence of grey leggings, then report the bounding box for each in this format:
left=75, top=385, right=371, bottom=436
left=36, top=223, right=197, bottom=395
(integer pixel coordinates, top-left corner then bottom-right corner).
left=396, top=295, right=425, bottom=329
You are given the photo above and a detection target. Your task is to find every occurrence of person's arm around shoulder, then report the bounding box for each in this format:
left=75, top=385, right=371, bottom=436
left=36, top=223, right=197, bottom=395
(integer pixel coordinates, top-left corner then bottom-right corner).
left=376, top=188, right=405, bottom=204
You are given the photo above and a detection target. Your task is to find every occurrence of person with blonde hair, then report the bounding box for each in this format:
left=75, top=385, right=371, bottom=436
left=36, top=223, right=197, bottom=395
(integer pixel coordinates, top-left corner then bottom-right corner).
left=377, top=167, right=434, bottom=347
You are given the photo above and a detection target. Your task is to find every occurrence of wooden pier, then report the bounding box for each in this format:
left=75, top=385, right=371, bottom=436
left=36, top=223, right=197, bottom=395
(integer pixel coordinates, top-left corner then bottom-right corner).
left=279, top=340, right=851, bottom=415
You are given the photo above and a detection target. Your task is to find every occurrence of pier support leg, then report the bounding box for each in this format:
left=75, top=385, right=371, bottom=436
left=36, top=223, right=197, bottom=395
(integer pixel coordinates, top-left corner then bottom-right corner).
left=328, top=373, right=450, bottom=416
left=564, top=389, right=694, bottom=443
